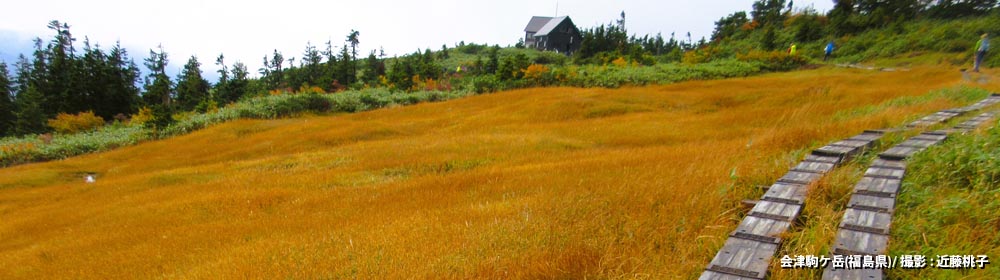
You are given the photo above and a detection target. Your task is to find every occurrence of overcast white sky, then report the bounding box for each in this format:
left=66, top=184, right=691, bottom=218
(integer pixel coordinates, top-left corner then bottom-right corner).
left=0, top=0, right=833, bottom=80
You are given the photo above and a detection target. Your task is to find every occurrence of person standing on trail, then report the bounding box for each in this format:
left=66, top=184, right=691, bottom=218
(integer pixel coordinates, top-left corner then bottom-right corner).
left=974, top=33, right=989, bottom=72
left=824, top=41, right=835, bottom=61
left=788, top=43, right=798, bottom=55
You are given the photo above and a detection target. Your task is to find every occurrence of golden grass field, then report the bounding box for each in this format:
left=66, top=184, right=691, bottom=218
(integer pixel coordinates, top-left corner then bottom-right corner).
left=1, top=66, right=998, bottom=279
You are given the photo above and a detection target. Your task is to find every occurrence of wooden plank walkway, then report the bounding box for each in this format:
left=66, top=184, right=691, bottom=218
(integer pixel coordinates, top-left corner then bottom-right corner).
left=905, top=93, right=1000, bottom=128
left=703, top=94, right=1000, bottom=280
left=823, top=107, right=999, bottom=279
left=701, top=131, right=884, bottom=279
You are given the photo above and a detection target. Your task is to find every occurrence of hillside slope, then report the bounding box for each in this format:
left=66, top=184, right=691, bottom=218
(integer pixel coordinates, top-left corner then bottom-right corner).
left=0, top=66, right=996, bottom=279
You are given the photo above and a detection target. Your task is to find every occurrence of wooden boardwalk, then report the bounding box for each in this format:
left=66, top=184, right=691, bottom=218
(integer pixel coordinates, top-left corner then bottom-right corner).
left=701, top=130, right=884, bottom=280
left=823, top=110, right=999, bottom=278
left=702, top=93, right=1000, bottom=280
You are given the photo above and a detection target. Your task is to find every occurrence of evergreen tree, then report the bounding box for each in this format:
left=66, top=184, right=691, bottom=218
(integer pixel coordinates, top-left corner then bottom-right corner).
left=347, top=30, right=360, bottom=80
left=78, top=38, right=108, bottom=118
left=259, top=49, right=284, bottom=90
left=485, top=46, right=499, bottom=74
left=14, top=85, right=47, bottom=135
left=143, top=45, right=172, bottom=106
left=751, top=0, right=787, bottom=28
left=0, top=62, right=14, bottom=136
left=440, top=44, right=450, bottom=59
left=854, top=0, right=922, bottom=28
left=13, top=55, right=32, bottom=97
left=301, top=42, right=323, bottom=87
left=212, top=53, right=232, bottom=105
left=320, top=40, right=339, bottom=91
left=337, top=44, right=355, bottom=86
left=41, top=20, right=83, bottom=115
left=926, top=0, right=998, bottom=19
left=175, top=55, right=210, bottom=111
left=828, top=0, right=858, bottom=35
left=11, top=54, right=47, bottom=136
left=712, top=12, right=749, bottom=41
left=421, top=49, right=442, bottom=79
left=361, top=51, right=385, bottom=86
left=105, top=42, right=141, bottom=118
left=226, top=61, right=250, bottom=102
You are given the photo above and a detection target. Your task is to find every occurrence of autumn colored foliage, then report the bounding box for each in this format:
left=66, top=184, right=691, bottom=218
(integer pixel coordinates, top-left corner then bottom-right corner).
left=1, top=67, right=997, bottom=279
left=46, top=111, right=105, bottom=134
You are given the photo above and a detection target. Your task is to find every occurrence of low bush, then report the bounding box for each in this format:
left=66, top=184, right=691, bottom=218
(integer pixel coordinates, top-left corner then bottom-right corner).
left=736, top=50, right=809, bottom=71
left=47, top=111, right=105, bottom=134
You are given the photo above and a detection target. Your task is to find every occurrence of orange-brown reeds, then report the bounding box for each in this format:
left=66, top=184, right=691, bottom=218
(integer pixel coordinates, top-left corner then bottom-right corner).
left=0, top=66, right=994, bottom=279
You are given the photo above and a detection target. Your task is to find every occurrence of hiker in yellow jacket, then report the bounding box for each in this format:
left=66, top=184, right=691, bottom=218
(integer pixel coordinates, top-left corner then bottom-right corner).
left=788, top=43, right=798, bottom=55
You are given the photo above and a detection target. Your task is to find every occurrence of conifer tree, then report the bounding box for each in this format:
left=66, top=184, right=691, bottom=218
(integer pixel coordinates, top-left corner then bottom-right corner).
left=302, top=42, right=323, bottom=87
left=42, top=20, right=81, bottom=115
left=227, top=61, right=250, bottom=102
left=143, top=45, right=172, bottom=106
left=104, top=42, right=141, bottom=118
left=0, top=62, right=15, bottom=136
left=321, top=41, right=339, bottom=91
left=347, top=30, right=360, bottom=79
left=175, top=55, right=210, bottom=111
left=14, top=86, right=47, bottom=135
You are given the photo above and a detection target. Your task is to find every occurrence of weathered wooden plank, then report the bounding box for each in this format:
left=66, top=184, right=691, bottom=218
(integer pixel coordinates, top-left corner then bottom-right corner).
left=706, top=238, right=777, bottom=279
left=911, top=134, right=947, bottom=142
left=870, top=159, right=906, bottom=170
left=832, top=229, right=889, bottom=256
left=748, top=200, right=802, bottom=222
left=863, top=129, right=890, bottom=134
left=813, top=145, right=858, bottom=158
left=958, top=122, right=983, bottom=128
left=700, top=271, right=759, bottom=280
left=822, top=267, right=883, bottom=280
left=954, top=125, right=976, bottom=131
left=741, top=199, right=758, bottom=210
left=731, top=215, right=791, bottom=245
left=804, top=154, right=842, bottom=165
left=830, top=139, right=873, bottom=149
left=864, top=167, right=906, bottom=180
left=923, top=115, right=950, bottom=122
left=853, top=177, right=901, bottom=197
left=777, top=170, right=823, bottom=185
left=879, top=146, right=920, bottom=160
left=762, top=182, right=808, bottom=205
left=847, top=194, right=895, bottom=213
left=793, top=160, right=836, bottom=174
left=924, top=130, right=950, bottom=136
left=839, top=208, right=893, bottom=235
left=850, top=132, right=884, bottom=142
left=898, top=139, right=939, bottom=148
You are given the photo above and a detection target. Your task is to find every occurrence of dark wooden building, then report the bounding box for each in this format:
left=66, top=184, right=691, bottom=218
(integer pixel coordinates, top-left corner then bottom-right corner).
left=523, top=16, right=582, bottom=55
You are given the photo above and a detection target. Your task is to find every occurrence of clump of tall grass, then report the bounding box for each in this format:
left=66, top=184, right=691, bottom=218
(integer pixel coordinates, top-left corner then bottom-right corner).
left=888, top=124, right=1000, bottom=278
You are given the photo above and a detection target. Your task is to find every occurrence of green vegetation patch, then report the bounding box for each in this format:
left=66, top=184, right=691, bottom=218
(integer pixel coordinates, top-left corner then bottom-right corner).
left=889, top=123, right=1000, bottom=278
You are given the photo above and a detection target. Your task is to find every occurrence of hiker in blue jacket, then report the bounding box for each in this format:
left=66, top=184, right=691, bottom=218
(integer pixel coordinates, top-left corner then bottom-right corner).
left=824, top=41, right=835, bottom=61
left=974, top=33, right=989, bottom=72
